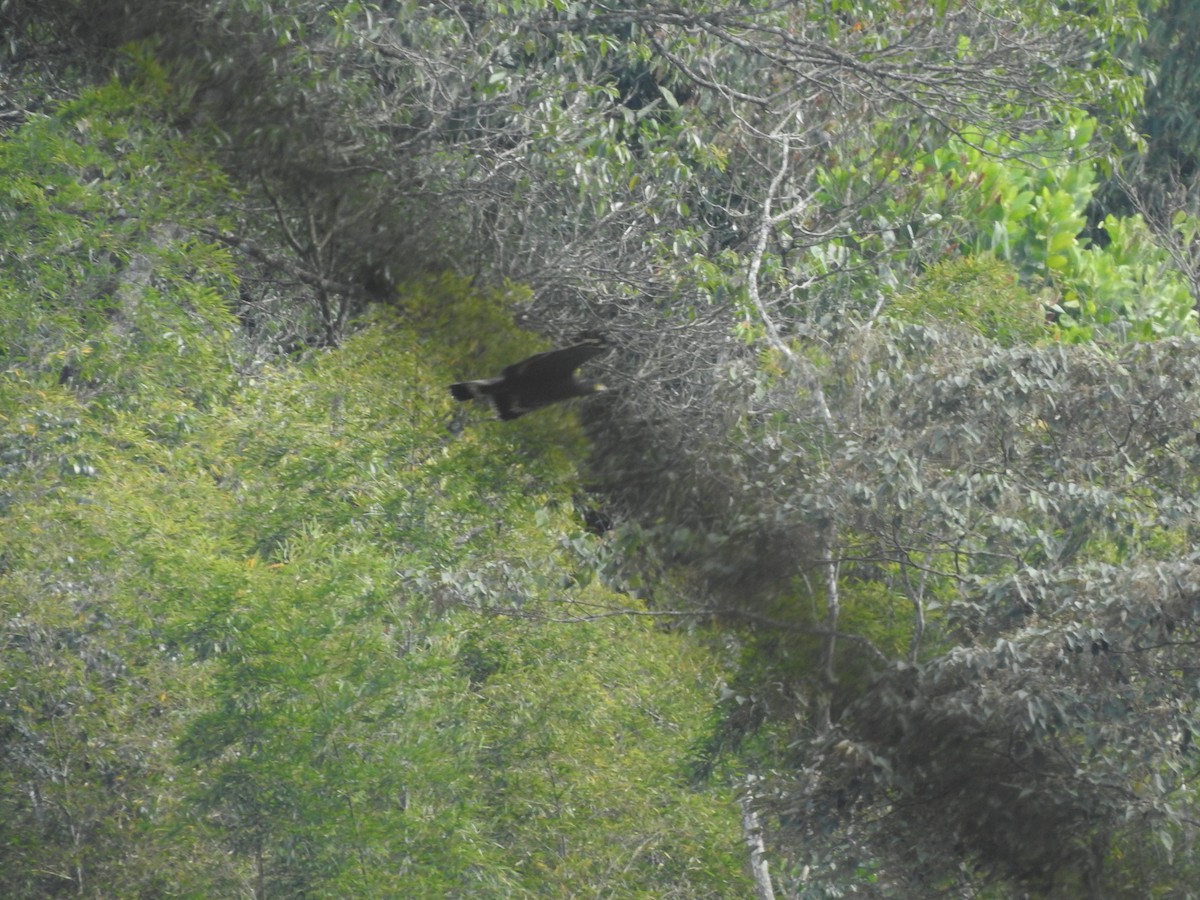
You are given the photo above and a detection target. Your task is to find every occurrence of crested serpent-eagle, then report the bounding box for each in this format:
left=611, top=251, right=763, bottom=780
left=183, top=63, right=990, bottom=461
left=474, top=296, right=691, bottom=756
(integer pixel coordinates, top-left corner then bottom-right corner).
left=449, top=333, right=610, bottom=420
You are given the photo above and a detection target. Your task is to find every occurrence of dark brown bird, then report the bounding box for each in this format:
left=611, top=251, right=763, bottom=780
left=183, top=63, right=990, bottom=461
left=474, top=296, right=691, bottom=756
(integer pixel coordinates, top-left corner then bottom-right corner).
left=450, top=333, right=610, bottom=420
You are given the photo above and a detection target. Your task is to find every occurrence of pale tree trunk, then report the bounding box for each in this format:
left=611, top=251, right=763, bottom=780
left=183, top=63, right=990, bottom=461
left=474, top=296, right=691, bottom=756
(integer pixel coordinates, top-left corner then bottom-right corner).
left=740, top=776, right=775, bottom=900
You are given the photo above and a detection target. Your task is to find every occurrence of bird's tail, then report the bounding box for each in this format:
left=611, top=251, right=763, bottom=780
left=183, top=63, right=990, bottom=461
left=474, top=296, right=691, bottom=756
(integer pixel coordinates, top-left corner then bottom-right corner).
left=450, top=380, right=492, bottom=401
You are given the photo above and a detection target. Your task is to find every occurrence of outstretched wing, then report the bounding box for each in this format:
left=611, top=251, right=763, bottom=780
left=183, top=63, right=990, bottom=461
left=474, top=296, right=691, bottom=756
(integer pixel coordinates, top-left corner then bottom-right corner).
left=503, top=333, right=610, bottom=382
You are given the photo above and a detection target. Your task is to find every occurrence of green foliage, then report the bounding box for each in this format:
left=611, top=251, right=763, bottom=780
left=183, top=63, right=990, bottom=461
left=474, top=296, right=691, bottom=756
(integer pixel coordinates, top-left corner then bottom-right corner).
left=1069, top=212, right=1199, bottom=339
left=773, top=325, right=1200, bottom=894
left=173, top=308, right=748, bottom=895
left=909, top=116, right=1197, bottom=339
left=802, top=107, right=1197, bottom=340
left=0, top=77, right=240, bottom=418
left=888, top=255, right=1049, bottom=346
left=8, top=1, right=1199, bottom=895
left=2, top=248, right=748, bottom=895
left=1120, top=0, right=1200, bottom=182
left=465, top=613, right=747, bottom=894
left=588, top=300, right=1200, bottom=893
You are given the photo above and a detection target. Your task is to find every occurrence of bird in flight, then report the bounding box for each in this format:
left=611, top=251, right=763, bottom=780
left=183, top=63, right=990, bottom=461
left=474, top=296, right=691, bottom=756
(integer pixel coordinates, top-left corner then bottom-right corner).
left=450, top=333, right=610, bottom=420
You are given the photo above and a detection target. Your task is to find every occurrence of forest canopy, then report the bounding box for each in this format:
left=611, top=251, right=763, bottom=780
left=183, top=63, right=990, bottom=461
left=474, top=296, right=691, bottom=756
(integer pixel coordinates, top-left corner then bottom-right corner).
left=2, top=1, right=1200, bottom=897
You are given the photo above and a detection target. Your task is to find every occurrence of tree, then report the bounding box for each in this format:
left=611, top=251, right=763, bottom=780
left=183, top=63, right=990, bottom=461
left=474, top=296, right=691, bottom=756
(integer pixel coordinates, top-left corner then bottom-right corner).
left=581, top=307, right=1200, bottom=894
left=10, top=0, right=1197, bottom=893
left=6, top=1, right=1149, bottom=342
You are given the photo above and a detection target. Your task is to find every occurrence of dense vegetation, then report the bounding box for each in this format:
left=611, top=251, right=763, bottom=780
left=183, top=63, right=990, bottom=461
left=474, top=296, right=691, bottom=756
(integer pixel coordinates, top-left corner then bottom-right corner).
left=3, top=1, right=1200, bottom=896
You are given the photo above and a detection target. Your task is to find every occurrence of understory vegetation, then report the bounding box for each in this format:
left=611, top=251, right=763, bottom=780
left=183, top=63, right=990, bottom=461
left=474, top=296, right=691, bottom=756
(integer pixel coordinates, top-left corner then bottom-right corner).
left=3, top=1, right=1200, bottom=897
